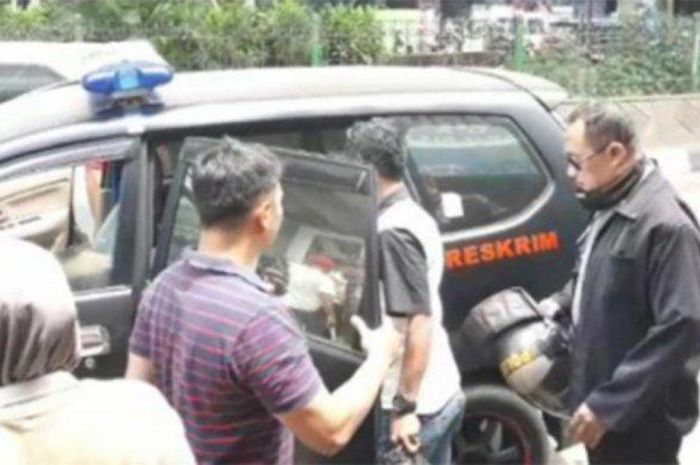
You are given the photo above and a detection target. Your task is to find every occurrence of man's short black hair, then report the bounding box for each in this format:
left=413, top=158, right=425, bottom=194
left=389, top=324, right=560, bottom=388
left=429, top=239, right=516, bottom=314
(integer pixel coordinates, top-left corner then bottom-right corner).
left=345, top=118, right=406, bottom=180
left=191, top=137, right=282, bottom=228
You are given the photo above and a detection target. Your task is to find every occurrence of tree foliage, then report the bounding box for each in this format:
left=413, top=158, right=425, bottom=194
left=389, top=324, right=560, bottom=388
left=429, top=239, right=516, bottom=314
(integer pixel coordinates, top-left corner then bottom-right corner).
left=320, top=5, right=384, bottom=64
left=3, top=1, right=698, bottom=96
left=0, top=0, right=384, bottom=69
left=522, top=14, right=698, bottom=97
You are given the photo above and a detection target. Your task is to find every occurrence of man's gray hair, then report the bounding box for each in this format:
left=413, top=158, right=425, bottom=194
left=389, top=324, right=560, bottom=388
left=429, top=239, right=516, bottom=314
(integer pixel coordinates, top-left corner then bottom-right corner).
left=566, top=102, right=639, bottom=153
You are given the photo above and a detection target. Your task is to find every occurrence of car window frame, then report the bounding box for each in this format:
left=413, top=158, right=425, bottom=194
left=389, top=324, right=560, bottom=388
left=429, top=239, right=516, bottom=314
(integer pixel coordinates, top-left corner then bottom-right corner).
left=0, top=137, right=137, bottom=182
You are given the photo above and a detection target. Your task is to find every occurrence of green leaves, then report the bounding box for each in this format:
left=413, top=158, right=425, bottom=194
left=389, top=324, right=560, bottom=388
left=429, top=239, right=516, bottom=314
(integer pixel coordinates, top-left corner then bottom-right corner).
left=522, top=15, right=696, bottom=97
left=0, top=0, right=384, bottom=70
left=320, top=4, right=383, bottom=65
left=0, top=2, right=78, bottom=41
left=265, top=0, right=316, bottom=66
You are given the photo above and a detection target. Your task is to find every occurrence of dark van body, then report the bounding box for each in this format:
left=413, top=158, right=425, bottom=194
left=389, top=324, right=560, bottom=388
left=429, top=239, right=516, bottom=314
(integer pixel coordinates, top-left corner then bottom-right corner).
left=0, top=66, right=587, bottom=464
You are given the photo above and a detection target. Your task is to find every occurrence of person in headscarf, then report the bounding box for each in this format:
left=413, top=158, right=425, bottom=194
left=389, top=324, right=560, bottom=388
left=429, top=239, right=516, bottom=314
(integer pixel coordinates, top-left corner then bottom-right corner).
left=0, top=237, right=194, bottom=465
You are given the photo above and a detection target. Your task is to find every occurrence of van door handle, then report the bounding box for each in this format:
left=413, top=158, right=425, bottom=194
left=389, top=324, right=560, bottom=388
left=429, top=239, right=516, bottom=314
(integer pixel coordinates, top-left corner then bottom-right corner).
left=79, top=325, right=111, bottom=358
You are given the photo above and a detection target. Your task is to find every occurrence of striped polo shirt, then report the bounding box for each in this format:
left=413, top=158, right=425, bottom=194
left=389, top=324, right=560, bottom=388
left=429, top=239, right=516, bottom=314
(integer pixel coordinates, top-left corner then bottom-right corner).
left=129, top=250, right=323, bottom=465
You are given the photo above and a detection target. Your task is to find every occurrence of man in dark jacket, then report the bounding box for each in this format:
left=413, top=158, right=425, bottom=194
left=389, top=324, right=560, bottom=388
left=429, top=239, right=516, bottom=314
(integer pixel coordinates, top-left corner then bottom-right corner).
left=542, top=102, right=700, bottom=464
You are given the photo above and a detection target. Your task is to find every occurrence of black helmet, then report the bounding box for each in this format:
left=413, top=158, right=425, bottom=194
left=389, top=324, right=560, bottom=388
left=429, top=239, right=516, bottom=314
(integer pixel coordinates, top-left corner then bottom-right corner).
left=460, top=287, right=572, bottom=418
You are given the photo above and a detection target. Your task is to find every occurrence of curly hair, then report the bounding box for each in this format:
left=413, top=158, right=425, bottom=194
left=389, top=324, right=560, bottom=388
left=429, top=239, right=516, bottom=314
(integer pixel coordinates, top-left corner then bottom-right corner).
left=345, top=118, right=407, bottom=180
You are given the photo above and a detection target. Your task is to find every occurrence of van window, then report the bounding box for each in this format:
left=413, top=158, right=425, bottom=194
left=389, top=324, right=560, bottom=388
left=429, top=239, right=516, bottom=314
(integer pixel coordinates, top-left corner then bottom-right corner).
left=152, top=114, right=547, bottom=237
left=401, top=115, right=548, bottom=232
left=0, top=159, right=130, bottom=291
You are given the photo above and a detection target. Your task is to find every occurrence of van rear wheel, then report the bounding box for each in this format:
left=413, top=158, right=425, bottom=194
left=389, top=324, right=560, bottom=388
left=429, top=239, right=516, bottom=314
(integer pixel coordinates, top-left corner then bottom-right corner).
left=454, top=384, right=551, bottom=465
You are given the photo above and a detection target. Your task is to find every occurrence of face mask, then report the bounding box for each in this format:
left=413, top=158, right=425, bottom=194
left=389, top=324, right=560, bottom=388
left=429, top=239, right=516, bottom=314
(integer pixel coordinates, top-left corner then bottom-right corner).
left=577, top=162, right=643, bottom=211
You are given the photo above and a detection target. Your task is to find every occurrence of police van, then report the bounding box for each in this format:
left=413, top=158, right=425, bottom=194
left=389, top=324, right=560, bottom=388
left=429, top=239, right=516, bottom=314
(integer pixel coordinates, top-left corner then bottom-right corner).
left=0, top=58, right=588, bottom=464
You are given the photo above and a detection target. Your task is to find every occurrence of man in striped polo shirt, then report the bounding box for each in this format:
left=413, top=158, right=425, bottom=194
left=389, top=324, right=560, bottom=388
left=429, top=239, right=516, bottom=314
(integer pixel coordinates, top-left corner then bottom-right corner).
left=126, top=138, right=398, bottom=465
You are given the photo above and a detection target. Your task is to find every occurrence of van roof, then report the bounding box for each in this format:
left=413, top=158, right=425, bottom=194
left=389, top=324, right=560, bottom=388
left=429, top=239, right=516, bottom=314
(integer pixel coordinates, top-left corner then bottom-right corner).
left=0, top=65, right=566, bottom=154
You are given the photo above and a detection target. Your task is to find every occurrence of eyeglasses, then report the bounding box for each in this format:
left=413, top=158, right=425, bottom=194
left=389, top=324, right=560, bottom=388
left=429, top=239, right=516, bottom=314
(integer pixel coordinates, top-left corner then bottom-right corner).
left=566, top=145, right=609, bottom=172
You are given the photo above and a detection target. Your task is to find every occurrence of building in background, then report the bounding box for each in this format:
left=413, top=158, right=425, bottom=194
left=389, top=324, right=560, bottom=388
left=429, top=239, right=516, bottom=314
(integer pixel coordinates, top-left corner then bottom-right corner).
left=674, top=0, right=700, bottom=16
left=572, top=0, right=615, bottom=19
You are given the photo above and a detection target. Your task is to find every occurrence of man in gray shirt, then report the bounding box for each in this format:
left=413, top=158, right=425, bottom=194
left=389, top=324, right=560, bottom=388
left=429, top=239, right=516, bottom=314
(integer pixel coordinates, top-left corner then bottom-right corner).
left=347, top=119, right=464, bottom=465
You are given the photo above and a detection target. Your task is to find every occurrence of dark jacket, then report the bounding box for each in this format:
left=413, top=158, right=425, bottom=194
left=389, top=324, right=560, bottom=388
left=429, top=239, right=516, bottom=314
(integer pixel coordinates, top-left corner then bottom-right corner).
left=552, top=167, right=700, bottom=435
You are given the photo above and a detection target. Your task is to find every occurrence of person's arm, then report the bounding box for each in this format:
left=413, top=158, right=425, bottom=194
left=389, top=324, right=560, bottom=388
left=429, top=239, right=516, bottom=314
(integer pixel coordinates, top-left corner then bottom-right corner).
left=126, top=353, right=156, bottom=383
left=319, top=293, right=337, bottom=331
left=389, top=313, right=432, bottom=453
left=399, top=314, right=432, bottom=401
left=282, top=318, right=396, bottom=455
left=235, top=309, right=399, bottom=457
left=125, top=287, right=157, bottom=384
left=379, top=227, right=433, bottom=452
left=317, top=274, right=338, bottom=337
left=539, top=279, right=574, bottom=319
left=584, top=224, right=700, bottom=431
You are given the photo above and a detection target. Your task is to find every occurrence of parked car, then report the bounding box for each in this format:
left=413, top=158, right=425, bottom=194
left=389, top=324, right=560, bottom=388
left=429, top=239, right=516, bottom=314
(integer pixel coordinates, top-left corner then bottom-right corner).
left=0, top=61, right=587, bottom=464
left=0, top=40, right=163, bottom=103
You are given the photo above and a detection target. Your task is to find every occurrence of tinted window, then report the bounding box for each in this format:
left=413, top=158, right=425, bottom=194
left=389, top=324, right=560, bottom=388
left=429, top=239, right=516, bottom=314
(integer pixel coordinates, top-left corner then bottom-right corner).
left=153, top=114, right=546, bottom=239
left=401, top=116, right=548, bottom=231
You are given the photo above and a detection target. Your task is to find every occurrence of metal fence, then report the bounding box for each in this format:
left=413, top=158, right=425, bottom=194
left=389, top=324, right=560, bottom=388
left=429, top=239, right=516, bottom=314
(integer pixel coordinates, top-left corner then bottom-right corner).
left=2, top=2, right=700, bottom=98
left=382, top=10, right=700, bottom=97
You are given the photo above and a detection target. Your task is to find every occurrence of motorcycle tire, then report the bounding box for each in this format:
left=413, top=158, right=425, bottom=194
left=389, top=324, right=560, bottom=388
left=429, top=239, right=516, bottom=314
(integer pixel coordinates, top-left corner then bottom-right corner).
left=454, top=383, right=552, bottom=465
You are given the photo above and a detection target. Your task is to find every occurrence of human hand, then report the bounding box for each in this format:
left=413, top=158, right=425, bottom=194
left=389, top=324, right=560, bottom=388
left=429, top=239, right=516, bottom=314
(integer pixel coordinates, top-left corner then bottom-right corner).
left=350, top=316, right=401, bottom=366
left=568, top=403, right=607, bottom=450
left=260, top=266, right=287, bottom=295
left=325, top=313, right=337, bottom=330
left=537, top=298, right=562, bottom=320
left=391, top=413, right=421, bottom=455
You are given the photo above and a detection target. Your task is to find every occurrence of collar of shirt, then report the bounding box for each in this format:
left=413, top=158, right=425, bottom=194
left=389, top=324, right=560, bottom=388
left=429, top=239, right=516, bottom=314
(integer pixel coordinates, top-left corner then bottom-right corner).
left=571, top=160, right=656, bottom=325
left=182, top=248, right=272, bottom=293
left=612, top=159, right=659, bottom=221
left=378, top=186, right=410, bottom=214
left=0, top=371, right=78, bottom=414
left=576, top=160, right=657, bottom=247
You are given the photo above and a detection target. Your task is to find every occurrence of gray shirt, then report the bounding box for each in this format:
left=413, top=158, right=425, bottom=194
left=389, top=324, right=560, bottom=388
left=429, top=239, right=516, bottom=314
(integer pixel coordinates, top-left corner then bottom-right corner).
left=378, top=188, right=431, bottom=317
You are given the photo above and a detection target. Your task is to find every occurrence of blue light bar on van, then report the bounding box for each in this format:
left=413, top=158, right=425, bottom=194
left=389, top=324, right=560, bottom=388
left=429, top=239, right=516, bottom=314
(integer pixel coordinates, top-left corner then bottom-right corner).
left=81, top=61, right=173, bottom=97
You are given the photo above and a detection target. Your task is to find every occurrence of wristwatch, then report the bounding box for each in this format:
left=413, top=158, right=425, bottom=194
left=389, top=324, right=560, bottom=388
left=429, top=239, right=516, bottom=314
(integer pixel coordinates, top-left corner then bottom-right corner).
left=392, top=393, right=417, bottom=416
